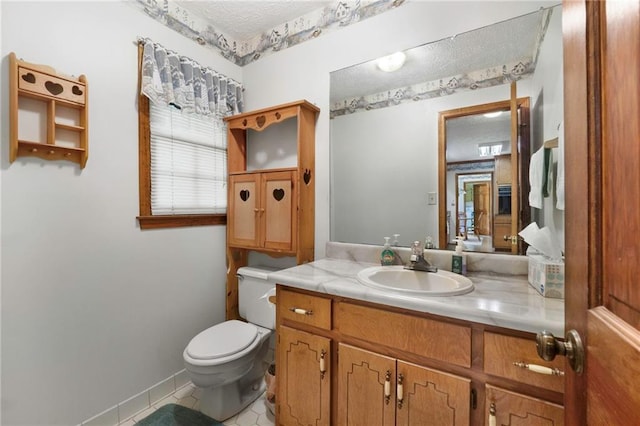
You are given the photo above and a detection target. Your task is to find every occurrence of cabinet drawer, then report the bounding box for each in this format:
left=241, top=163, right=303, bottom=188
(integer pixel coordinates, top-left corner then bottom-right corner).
left=278, top=288, right=331, bottom=330
left=335, top=302, right=471, bottom=367
left=484, top=332, right=564, bottom=393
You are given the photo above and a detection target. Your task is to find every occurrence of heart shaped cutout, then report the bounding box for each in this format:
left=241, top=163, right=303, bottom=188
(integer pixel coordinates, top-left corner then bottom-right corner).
left=304, top=169, right=312, bottom=185
left=256, top=115, right=266, bottom=128
left=21, top=72, right=36, bottom=84
left=72, top=85, right=83, bottom=96
left=240, top=189, right=250, bottom=202
left=273, top=188, right=285, bottom=201
left=45, top=81, right=64, bottom=96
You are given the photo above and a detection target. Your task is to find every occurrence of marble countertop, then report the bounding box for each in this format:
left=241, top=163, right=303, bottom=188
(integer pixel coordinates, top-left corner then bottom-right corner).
left=270, top=257, right=565, bottom=336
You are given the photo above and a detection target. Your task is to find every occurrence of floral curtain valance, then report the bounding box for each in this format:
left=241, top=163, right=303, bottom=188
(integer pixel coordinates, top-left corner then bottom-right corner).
left=140, top=38, right=243, bottom=116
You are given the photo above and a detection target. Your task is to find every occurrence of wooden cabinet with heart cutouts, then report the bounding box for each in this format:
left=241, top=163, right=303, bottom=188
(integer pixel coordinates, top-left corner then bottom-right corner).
left=224, top=100, right=319, bottom=320
left=228, top=169, right=296, bottom=252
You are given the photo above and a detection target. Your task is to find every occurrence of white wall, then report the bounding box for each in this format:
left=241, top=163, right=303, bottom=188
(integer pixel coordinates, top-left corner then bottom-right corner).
left=1, top=2, right=241, bottom=425
left=241, top=0, right=558, bottom=258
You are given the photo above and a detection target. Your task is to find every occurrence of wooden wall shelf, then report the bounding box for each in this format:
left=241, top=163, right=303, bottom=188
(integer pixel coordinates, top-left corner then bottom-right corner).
left=9, top=52, right=89, bottom=168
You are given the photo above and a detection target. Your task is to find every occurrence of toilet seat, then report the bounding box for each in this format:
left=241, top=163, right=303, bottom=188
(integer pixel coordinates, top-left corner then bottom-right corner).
left=184, top=320, right=267, bottom=366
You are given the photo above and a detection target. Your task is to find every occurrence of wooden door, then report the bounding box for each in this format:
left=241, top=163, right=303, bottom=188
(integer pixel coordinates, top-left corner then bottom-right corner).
left=228, top=174, right=259, bottom=248
left=262, top=170, right=295, bottom=251
left=337, top=344, right=396, bottom=426
left=396, top=360, right=470, bottom=426
left=485, top=385, right=563, bottom=426
left=563, top=1, right=640, bottom=424
left=277, top=326, right=331, bottom=426
left=473, top=183, right=490, bottom=235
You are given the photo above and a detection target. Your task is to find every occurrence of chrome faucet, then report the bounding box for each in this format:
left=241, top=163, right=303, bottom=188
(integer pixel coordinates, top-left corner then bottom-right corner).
left=406, top=254, right=438, bottom=272
left=405, top=241, right=438, bottom=272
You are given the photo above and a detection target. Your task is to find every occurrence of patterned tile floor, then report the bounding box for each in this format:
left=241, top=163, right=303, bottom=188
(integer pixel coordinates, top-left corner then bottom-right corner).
left=119, top=382, right=274, bottom=426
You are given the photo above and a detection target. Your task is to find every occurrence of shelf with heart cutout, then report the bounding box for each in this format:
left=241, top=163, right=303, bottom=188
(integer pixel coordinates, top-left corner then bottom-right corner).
left=223, top=100, right=319, bottom=320
left=9, top=52, right=89, bottom=168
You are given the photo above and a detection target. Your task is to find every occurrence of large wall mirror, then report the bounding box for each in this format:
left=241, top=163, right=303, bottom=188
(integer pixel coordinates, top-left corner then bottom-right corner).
left=330, top=4, right=564, bottom=253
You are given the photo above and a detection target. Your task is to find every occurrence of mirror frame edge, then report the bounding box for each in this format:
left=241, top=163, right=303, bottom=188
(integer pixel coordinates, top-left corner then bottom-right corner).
left=438, top=97, right=531, bottom=250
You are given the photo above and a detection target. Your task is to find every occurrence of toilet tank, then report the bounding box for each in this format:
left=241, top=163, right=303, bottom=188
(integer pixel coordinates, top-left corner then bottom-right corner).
left=238, top=266, right=278, bottom=330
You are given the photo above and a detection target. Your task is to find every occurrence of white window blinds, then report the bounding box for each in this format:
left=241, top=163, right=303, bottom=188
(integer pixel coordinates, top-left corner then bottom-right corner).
left=149, top=103, right=227, bottom=215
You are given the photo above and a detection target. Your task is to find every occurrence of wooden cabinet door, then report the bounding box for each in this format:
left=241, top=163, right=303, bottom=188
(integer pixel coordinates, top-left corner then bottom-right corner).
left=486, top=385, right=563, bottom=426
left=228, top=174, right=259, bottom=248
left=261, top=170, right=295, bottom=251
left=277, top=325, right=331, bottom=426
left=338, top=343, right=396, bottom=426
left=396, top=361, right=470, bottom=426
left=494, top=154, right=511, bottom=185
left=493, top=216, right=511, bottom=250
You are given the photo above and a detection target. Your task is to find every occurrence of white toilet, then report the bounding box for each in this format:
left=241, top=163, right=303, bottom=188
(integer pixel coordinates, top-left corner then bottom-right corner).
left=183, top=266, right=277, bottom=420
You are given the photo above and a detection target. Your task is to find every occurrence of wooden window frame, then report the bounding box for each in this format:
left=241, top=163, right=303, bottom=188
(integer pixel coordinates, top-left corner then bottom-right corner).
left=137, top=44, right=226, bottom=230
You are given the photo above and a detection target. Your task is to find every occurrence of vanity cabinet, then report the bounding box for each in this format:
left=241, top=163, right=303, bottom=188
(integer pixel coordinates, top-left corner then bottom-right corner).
left=224, top=100, right=319, bottom=320
left=228, top=169, right=296, bottom=252
left=277, top=289, right=332, bottom=426
left=278, top=326, right=331, bottom=426
left=485, top=385, right=564, bottom=426
left=338, top=343, right=470, bottom=426
left=275, top=286, right=564, bottom=426
left=484, top=332, right=564, bottom=425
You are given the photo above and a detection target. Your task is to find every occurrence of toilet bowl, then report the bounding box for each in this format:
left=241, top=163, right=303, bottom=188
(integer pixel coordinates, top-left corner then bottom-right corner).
left=183, top=266, right=277, bottom=420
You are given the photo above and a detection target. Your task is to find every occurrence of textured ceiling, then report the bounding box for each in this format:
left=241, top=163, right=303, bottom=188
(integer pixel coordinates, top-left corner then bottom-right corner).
left=174, top=1, right=331, bottom=40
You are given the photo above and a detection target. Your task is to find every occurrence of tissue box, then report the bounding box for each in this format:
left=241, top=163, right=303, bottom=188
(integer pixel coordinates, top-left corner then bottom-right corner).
left=527, top=254, right=565, bottom=298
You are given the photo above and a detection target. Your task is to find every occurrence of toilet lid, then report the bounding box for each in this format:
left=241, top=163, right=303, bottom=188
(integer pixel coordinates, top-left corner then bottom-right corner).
left=186, top=320, right=258, bottom=360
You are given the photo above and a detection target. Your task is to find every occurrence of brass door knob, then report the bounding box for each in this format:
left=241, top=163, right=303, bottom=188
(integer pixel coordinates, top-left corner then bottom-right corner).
left=536, top=330, right=585, bottom=374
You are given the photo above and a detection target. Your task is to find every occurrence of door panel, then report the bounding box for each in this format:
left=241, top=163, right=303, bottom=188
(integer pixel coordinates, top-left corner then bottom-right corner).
left=278, top=326, right=331, bottom=426
left=396, top=361, right=470, bottom=426
left=564, top=0, right=640, bottom=424
left=337, top=343, right=396, bottom=426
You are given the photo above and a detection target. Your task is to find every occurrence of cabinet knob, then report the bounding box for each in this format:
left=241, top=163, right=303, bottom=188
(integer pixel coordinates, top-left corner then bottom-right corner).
left=319, top=349, right=327, bottom=379
left=397, top=373, right=404, bottom=409
left=384, top=370, right=391, bottom=404
left=513, top=361, right=564, bottom=376
left=488, top=402, right=497, bottom=426
left=289, top=307, right=313, bottom=316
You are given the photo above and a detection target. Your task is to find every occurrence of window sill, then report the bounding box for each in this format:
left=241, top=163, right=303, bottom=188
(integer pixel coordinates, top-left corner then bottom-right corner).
left=137, top=214, right=226, bottom=230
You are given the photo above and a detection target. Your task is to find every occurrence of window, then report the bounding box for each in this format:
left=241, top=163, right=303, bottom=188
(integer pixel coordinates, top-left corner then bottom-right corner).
left=137, top=39, right=243, bottom=229
left=138, top=95, right=227, bottom=229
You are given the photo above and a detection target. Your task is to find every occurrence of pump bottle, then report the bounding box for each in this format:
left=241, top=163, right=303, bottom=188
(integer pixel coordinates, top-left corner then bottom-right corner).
left=451, top=237, right=467, bottom=275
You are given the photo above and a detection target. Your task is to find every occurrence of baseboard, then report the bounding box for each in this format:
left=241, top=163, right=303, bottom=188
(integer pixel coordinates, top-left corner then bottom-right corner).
left=79, top=369, right=190, bottom=426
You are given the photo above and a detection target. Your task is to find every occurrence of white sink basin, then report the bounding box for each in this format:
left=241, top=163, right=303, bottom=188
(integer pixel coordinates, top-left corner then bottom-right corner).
left=356, top=265, right=474, bottom=296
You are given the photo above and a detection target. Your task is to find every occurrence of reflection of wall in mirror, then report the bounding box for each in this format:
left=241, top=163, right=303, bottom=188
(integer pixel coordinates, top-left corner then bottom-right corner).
left=332, top=82, right=531, bottom=247
left=529, top=6, right=565, bottom=252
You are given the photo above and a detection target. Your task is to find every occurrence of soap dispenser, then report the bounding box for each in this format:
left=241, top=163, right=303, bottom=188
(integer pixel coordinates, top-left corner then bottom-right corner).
left=452, top=237, right=467, bottom=275
left=381, top=237, right=395, bottom=266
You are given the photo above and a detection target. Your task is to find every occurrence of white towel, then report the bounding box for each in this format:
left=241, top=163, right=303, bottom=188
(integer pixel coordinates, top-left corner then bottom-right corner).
left=556, top=121, right=565, bottom=210
left=529, top=147, right=545, bottom=209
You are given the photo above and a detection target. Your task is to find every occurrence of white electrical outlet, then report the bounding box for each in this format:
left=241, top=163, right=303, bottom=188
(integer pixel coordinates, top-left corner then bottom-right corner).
left=427, top=192, right=437, bottom=205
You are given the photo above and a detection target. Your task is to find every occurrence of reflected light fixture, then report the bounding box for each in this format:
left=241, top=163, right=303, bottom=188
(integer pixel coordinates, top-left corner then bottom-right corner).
left=377, top=52, right=406, bottom=72
left=483, top=111, right=503, bottom=118
left=478, top=143, right=503, bottom=157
